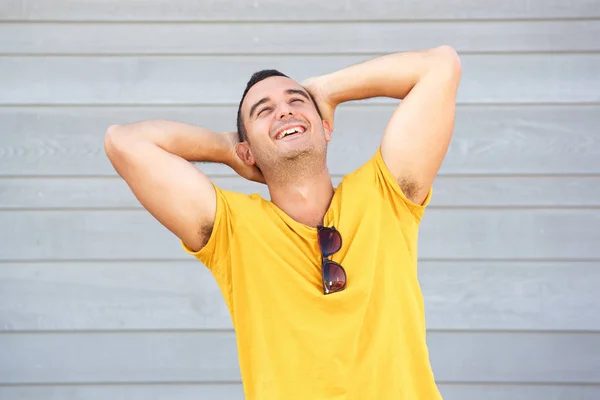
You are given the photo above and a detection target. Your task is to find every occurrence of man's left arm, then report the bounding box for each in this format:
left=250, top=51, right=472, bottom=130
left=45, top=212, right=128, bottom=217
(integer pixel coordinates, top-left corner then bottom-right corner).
left=306, top=46, right=462, bottom=205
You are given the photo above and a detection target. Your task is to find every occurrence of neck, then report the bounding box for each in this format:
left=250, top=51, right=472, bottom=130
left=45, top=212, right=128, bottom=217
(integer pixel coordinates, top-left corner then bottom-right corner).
left=266, top=160, right=334, bottom=228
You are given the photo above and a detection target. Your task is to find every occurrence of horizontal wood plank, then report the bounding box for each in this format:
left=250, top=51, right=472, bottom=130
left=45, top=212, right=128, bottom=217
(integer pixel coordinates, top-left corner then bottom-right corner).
left=1, top=384, right=599, bottom=400
left=1, top=0, right=596, bottom=21
left=2, top=20, right=599, bottom=54
left=2, top=176, right=600, bottom=209
left=1, top=331, right=598, bottom=384
left=2, top=105, right=599, bottom=176
left=0, top=209, right=598, bottom=260
left=2, top=55, right=600, bottom=104
left=420, top=261, right=600, bottom=331
left=0, top=332, right=240, bottom=383
left=0, top=261, right=598, bottom=331
left=0, top=384, right=246, bottom=400
left=438, top=384, right=600, bottom=400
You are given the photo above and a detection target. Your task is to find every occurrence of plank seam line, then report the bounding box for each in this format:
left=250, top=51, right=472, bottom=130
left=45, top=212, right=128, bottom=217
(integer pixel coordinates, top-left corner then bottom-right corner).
left=2, top=51, right=600, bottom=57
left=3, top=173, right=599, bottom=179
left=0, top=381, right=599, bottom=387
left=1, top=51, right=600, bottom=57
left=4, top=100, right=600, bottom=107
left=0, top=329, right=598, bottom=335
left=0, top=381, right=243, bottom=387
left=1, top=258, right=598, bottom=263
left=2, top=206, right=600, bottom=211
left=438, top=381, right=600, bottom=386
left=1, top=17, right=599, bottom=23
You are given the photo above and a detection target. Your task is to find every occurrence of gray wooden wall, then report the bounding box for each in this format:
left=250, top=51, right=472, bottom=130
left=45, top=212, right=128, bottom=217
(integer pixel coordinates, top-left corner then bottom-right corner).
left=1, top=1, right=599, bottom=399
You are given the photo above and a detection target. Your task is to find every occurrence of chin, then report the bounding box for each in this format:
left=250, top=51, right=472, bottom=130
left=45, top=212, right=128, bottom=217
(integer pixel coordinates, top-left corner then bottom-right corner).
left=280, top=148, right=311, bottom=161
left=285, top=145, right=328, bottom=163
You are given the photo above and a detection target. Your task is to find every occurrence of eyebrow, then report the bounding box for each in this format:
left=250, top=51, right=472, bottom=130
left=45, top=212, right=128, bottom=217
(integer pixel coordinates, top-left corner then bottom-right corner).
left=248, top=89, right=311, bottom=119
left=286, top=88, right=310, bottom=100
left=248, top=97, right=270, bottom=119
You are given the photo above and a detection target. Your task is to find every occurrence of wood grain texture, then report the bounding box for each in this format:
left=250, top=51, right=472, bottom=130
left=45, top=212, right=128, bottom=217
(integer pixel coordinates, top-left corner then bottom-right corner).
left=2, top=20, right=599, bottom=54
left=2, top=105, right=599, bottom=176
left=1, top=0, right=597, bottom=21
left=3, top=176, right=600, bottom=209
left=1, top=384, right=599, bottom=400
left=1, top=331, right=599, bottom=384
left=0, top=261, right=598, bottom=332
left=1, top=209, right=599, bottom=261
left=2, top=55, right=600, bottom=105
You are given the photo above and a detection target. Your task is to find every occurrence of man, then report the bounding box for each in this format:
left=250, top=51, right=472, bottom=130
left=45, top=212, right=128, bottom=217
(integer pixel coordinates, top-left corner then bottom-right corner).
left=105, top=46, right=461, bottom=399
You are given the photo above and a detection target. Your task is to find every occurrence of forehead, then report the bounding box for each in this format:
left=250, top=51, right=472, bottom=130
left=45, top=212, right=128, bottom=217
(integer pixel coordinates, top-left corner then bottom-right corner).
left=242, top=76, right=305, bottom=113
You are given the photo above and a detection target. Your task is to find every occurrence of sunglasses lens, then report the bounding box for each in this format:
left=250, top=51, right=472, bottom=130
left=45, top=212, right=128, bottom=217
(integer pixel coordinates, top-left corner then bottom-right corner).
left=323, top=260, right=346, bottom=294
left=318, top=227, right=342, bottom=257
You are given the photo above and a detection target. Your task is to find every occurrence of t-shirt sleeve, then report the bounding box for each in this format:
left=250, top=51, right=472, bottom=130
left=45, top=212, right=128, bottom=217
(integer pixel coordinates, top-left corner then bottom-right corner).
left=368, top=147, right=433, bottom=223
left=180, top=183, right=234, bottom=276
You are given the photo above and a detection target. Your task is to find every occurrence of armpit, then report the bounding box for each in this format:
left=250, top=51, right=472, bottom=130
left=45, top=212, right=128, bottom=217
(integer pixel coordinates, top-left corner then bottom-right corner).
left=397, top=177, right=421, bottom=204
left=197, top=221, right=214, bottom=250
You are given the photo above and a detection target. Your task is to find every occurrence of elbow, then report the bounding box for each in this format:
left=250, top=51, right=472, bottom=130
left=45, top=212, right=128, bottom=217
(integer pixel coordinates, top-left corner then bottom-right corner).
left=104, top=125, right=121, bottom=155
left=104, top=124, right=133, bottom=161
left=433, top=45, right=462, bottom=78
left=105, top=124, right=122, bottom=142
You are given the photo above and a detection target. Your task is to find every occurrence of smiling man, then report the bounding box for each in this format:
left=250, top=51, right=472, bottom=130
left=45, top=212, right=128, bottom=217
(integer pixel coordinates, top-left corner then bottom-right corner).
left=105, top=46, right=461, bottom=400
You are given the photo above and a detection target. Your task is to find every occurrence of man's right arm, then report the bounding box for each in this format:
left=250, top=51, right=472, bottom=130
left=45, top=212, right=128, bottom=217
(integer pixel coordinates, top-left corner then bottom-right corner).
left=104, top=121, right=255, bottom=252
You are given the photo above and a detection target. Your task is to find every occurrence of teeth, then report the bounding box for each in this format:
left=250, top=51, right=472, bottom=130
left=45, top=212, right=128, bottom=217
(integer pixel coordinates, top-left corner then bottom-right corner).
left=277, top=126, right=304, bottom=139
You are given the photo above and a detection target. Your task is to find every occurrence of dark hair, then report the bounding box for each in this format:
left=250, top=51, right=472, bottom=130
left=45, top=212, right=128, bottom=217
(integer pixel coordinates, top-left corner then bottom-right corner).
left=236, top=69, right=322, bottom=142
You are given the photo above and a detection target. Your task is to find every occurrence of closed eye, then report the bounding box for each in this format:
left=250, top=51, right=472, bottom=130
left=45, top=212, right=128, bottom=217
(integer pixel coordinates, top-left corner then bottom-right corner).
left=258, top=107, right=272, bottom=117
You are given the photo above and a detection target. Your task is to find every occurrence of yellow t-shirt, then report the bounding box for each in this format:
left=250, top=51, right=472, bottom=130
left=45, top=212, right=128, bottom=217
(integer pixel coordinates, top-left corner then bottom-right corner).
left=183, top=148, right=442, bottom=400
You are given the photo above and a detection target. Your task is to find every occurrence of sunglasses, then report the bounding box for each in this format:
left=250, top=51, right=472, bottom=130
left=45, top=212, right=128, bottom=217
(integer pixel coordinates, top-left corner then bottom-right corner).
left=317, top=225, right=347, bottom=294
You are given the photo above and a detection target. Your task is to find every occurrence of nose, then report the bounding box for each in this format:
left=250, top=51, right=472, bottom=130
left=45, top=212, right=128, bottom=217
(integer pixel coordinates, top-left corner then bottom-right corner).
left=277, top=103, right=295, bottom=120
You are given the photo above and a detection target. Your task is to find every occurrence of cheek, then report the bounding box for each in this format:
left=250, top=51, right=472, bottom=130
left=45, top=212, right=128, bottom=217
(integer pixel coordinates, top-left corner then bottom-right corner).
left=300, top=105, right=321, bottom=122
left=248, top=119, right=273, bottom=144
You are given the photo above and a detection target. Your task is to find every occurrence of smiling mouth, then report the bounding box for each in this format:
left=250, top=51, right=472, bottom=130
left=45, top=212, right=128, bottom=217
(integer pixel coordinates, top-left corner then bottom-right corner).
left=275, top=125, right=307, bottom=140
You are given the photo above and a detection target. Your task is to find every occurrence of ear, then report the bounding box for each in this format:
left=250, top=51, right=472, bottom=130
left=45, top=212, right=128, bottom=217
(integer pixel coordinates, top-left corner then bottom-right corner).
left=323, top=120, right=333, bottom=142
left=235, top=141, right=255, bottom=166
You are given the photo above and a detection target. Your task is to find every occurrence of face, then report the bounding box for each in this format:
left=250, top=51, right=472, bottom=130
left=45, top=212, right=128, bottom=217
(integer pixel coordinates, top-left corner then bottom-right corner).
left=237, top=76, right=332, bottom=175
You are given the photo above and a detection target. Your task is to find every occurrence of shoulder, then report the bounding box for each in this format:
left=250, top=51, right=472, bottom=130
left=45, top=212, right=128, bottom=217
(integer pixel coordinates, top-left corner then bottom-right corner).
left=213, top=184, right=265, bottom=211
left=337, top=148, right=388, bottom=188
left=337, top=148, right=432, bottom=222
left=214, top=186, right=278, bottom=230
left=180, top=185, right=269, bottom=267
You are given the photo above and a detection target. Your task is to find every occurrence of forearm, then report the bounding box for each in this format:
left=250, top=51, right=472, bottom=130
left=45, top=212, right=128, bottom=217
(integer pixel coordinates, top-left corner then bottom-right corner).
left=321, top=46, right=460, bottom=105
left=105, top=120, right=230, bottom=164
